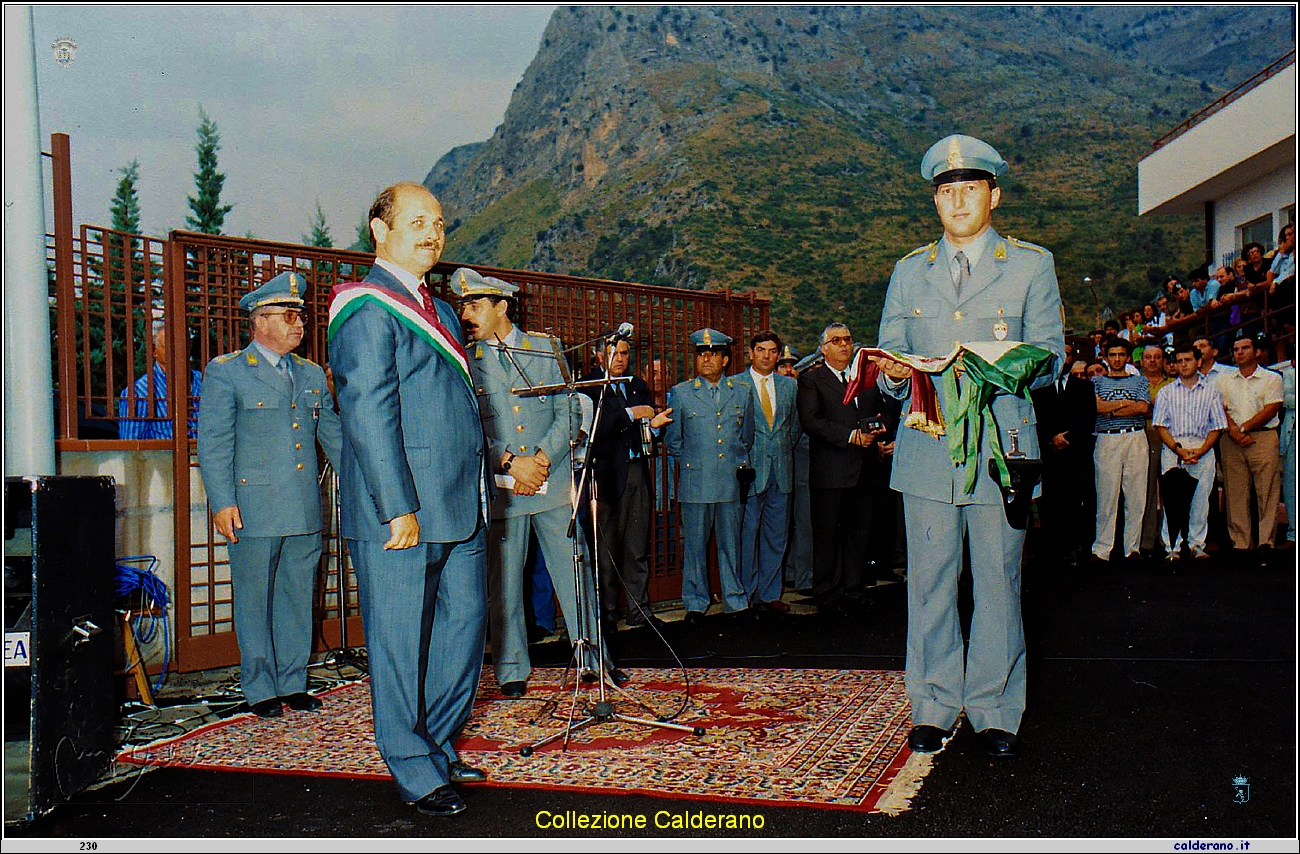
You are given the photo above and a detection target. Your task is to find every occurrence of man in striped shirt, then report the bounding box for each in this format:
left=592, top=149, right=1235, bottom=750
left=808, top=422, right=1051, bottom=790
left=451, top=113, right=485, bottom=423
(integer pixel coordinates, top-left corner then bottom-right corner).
left=117, top=321, right=203, bottom=440
left=1153, top=344, right=1228, bottom=559
left=1091, top=338, right=1151, bottom=562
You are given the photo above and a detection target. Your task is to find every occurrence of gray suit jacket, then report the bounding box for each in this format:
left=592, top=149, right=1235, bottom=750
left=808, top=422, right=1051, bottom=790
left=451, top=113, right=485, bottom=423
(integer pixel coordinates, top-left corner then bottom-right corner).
left=198, top=348, right=341, bottom=537
left=877, top=228, right=1065, bottom=505
left=329, top=266, right=488, bottom=542
left=731, top=370, right=800, bottom=494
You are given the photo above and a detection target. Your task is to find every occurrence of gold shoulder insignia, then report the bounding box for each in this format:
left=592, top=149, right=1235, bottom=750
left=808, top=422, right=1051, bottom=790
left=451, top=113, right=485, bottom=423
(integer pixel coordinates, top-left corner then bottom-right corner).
left=725, top=377, right=734, bottom=388
left=694, top=379, right=702, bottom=389
left=474, top=343, right=484, bottom=359
left=1007, top=236, right=1047, bottom=255
left=994, top=241, right=1008, bottom=261
left=244, top=350, right=259, bottom=366
left=902, top=241, right=939, bottom=263
left=292, top=353, right=320, bottom=369
left=213, top=350, right=241, bottom=365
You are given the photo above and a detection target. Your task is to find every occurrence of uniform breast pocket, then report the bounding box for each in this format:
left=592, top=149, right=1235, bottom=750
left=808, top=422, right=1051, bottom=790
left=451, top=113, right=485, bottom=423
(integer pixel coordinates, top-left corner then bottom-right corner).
left=240, top=395, right=281, bottom=413
left=978, top=313, right=1023, bottom=341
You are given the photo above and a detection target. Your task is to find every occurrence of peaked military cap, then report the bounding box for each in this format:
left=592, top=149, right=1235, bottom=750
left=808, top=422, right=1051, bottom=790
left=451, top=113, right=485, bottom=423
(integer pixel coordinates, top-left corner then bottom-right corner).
left=239, top=270, right=308, bottom=312
left=450, top=267, right=519, bottom=300
left=690, top=327, right=732, bottom=351
left=776, top=344, right=800, bottom=365
left=922, top=134, right=1008, bottom=186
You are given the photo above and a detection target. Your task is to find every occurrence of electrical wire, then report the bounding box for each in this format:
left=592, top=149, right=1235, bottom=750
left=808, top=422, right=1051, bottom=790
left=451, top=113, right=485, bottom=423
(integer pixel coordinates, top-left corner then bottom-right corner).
left=114, top=555, right=171, bottom=695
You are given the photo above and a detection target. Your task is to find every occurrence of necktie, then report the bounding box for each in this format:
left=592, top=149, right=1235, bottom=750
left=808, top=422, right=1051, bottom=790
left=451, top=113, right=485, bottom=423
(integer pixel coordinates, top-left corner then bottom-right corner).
left=954, top=251, right=971, bottom=296
left=759, top=376, right=775, bottom=429
left=417, top=283, right=435, bottom=314
left=496, top=343, right=512, bottom=375
left=276, top=358, right=294, bottom=396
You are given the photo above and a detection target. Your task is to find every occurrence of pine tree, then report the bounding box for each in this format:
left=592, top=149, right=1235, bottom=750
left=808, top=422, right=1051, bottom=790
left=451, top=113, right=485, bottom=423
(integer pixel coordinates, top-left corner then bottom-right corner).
left=303, top=200, right=333, bottom=248
left=353, top=213, right=374, bottom=252
left=185, top=107, right=234, bottom=234
left=110, top=159, right=141, bottom=234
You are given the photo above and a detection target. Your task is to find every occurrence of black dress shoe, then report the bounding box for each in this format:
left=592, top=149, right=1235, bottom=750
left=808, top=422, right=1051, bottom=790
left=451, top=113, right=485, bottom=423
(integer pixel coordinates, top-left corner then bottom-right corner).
left=976, top=728, right=1020, bottom=758
left=250, top=698, right=283, bottom=718
left=500, top=681, right=527, bottom=698
left=410, top=785, right=467, bottom=817
left=282, top=692, right=322, bottom=712
left=906, top=725, right=953, bottom=754
left=683, top=611, right=707, bottom=626
left=449, top=760, right=486, bottom=784
left=609, top=668, right=631, bottom=688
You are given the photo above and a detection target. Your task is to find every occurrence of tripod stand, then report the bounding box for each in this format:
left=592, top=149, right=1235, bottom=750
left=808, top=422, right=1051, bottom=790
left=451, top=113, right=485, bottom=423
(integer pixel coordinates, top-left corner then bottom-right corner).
left=494, top=334, right=703, bottom=755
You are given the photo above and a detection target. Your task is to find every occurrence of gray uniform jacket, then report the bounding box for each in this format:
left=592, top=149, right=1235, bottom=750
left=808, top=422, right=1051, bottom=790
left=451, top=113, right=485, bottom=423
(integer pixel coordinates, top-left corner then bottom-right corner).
left=663, top=375, right=755, bottom=504
left=198, top=349, right=342, bottom=537
left=877, top=229, right=1065, bottom=506
left=469, top=327, right=580, bottom=519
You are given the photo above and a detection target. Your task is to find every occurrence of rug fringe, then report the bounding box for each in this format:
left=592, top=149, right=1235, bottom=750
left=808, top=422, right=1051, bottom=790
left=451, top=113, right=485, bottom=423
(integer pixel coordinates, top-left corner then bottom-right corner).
left=873, top=751, right=933, bottom=815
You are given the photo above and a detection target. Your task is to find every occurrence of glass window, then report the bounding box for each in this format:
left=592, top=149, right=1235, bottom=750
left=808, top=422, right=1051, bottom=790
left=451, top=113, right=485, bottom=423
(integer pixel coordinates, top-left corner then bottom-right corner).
left=1239, top=214, right=1275, bottom=252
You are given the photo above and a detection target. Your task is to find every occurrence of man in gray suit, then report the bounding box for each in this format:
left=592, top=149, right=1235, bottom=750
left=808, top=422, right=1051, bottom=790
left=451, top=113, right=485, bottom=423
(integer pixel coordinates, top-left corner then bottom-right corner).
left=663, top=328, right=755, bottom=623
left=328, top=182, right=489, bottom=817
left=733, top=330, right=801, bottom=612
left=453, top=268, right=625, bottom=697
left=873, top=135, right=1065, bottom=759
left=198, top=270, right=341, bottom=719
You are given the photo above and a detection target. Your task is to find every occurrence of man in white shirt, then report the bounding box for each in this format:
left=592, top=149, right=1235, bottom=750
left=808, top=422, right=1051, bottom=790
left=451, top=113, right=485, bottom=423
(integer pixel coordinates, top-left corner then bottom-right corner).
left=1216, top=335, right=1284, bottom=555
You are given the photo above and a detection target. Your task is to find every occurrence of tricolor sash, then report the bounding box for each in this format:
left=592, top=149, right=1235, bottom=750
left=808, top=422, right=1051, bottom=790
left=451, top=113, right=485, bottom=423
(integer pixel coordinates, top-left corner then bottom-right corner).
left=846, top=341, right=1055, bottom=494
left=328, top=282, right=473, bottom=392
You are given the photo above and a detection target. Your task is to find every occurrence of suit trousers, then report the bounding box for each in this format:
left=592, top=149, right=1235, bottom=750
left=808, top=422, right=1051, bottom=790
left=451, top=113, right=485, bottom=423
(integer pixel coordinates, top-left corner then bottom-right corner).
left=593, top=469, right=653, bottom=624
left=1220, top=430, right=1281, bottom=549
left=1092, top=430, right=1149, bottom=559
left=740, top=483, right=790, bottom=605
left=904, top=497, right=1027, bottom=734
left=1140, top=425, right=1167, bottom=551
left=680, top=501, right=746, bottom=613
left=348, top=528, right=487, bottom=803
left=1159, top=439, right=1216, bottom=553
left=228, top=533, right=321, bottom=705
left=809, top=477, right=875, bottom=606
left=488, top=505, right=601, bottom=685
left=782, top=442, right=814, bottom=591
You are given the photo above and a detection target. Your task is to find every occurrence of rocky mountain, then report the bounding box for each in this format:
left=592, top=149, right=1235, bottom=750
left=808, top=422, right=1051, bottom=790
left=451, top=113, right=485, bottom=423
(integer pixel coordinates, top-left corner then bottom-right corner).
left=426, top=5, right=1295, bottom=349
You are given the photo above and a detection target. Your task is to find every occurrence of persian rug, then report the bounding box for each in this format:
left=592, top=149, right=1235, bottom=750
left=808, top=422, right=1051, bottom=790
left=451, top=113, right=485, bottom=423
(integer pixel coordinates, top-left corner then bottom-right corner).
left=118, top=667, right=928, bottom=813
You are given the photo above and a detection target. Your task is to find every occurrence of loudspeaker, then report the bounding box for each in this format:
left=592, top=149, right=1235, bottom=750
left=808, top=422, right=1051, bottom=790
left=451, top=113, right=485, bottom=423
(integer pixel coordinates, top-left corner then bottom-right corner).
left=4, top=476, right=116, bottom=824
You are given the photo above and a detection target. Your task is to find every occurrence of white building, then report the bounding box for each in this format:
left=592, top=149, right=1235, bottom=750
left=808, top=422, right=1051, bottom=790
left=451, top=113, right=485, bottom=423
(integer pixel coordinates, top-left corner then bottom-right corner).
left=1138, top=51, right=1296, bottom=269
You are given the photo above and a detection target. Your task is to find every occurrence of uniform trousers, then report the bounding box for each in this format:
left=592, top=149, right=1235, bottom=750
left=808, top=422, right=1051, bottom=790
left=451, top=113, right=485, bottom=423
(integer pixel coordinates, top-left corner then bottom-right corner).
left=1219, top=429, right=1281, bottom=549
left=903, top=497, right=1026, bottom=734
left=489, top=504, right=601, bottom=684
left=228, top=533, right=321, bottom=705
left=1159, top=438, right=1216, bottom=553
left=680, top=501, right=746, bottom=613
left=1092, top=430, right=1149, bottom=559
left=348, top=528, right=487, bottom=803
left=1283, top=432, right=1296, bottom=543
left=740, top=483, right=789, bottom=606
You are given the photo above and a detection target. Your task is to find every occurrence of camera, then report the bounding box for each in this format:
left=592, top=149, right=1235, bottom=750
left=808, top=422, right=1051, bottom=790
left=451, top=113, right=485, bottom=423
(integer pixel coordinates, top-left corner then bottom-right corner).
left=859, top=415, right=885, bottom=434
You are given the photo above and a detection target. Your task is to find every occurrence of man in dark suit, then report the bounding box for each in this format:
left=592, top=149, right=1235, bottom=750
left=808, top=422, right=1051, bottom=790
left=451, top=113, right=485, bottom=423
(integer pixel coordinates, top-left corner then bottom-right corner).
left=327, top=182, right=488, bottom=818
left=1032, top=343, right=1096, bottom=566
left=795, top=322, right=886, bottom=615
left=579, top=338, right=673, bottom=630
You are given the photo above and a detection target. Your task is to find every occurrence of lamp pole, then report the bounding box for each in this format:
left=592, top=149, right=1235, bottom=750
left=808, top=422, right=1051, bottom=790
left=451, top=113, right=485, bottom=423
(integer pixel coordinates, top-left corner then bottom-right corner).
left=1083, top=276, right=1100, bottom=330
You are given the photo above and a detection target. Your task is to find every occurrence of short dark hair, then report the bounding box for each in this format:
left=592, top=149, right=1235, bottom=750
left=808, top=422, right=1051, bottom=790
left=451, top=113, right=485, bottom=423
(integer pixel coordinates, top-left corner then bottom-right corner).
left=368, top=181, right=431, bottom=238
left=1103, top=320, right=1120, bottom=333
left=1280, top=223, right=1294, bottom=243
left=1104, top=337, right=1132, bottom=357
left=751, top=330, right=782, bottom=351
left=1189, top=266, right=1208, bottom=283
left=1172, top=344, right=1199, bottom=361
left=1243, top=241, right=1265, bottom=258
left=1232, top=332, right=1257, bottom=349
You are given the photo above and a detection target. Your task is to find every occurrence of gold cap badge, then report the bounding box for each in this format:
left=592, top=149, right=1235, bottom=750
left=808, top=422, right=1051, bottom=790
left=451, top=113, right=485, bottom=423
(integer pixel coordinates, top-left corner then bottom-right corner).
left=702, top=329, right=712, bottom=346
left=946, top=137, right=964, bottom=171
left=288, top=273, right=299, bottom=296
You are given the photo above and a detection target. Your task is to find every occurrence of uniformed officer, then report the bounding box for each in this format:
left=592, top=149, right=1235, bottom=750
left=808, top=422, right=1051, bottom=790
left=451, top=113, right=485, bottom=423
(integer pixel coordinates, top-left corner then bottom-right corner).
left=198, top=270, right=343, bottom=718
left=872, top=134, right=1065, bottom=758
left=663, top=328, right=756, bottom=623
left=454, top=268, right=623, bottom=696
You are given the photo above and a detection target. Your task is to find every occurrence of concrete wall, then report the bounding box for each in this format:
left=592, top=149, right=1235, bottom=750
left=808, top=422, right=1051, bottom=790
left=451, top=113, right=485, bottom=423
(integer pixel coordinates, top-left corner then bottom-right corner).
left=1214, top=165, right=1297, bottom=267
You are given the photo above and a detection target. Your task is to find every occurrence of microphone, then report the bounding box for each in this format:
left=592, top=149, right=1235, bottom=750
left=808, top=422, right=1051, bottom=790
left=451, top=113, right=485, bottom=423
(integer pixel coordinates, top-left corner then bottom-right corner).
left=601, top=322, right=634, bottom=341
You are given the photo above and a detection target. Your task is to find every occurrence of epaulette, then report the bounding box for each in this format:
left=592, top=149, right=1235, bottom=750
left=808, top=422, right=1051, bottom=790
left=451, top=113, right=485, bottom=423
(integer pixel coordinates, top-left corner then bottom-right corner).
left=291, top=353, right=320, bottom=368
left=213, top=350, right=241, bottom=365
left=1006, top=236, right=1047, bottom=255
left=901, top=241, right=938, bottom=263
left=525, top=329, right=556, bottom=340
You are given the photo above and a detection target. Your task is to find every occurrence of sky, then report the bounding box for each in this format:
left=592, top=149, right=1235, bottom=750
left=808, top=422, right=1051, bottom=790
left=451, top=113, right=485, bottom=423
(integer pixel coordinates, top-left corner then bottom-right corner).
left=28, top=5, right=558, bottom=245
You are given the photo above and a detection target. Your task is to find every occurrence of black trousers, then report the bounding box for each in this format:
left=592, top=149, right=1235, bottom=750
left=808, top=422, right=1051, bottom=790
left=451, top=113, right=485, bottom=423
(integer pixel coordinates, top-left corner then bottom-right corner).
left=809, top=475, right=876, bottom=606
left=593, top=465, right=652, bottom=624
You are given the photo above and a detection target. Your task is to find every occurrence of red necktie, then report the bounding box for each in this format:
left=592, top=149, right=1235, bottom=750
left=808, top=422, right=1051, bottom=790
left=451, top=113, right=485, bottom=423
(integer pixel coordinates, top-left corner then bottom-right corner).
left=417, top=283, right=434, bottom=314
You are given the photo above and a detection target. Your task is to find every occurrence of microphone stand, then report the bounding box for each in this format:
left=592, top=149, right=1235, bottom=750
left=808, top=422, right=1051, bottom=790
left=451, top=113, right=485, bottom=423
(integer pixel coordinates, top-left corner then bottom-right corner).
left=506, top=334, right=703, bottom=757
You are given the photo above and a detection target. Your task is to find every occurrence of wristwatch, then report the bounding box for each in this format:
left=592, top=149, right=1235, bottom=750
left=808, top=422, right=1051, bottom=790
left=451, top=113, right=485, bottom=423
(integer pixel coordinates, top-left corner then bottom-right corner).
left=503, top=452, right=516, bottom=472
